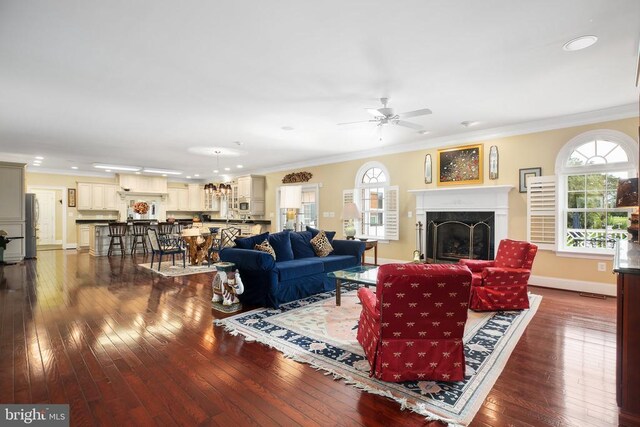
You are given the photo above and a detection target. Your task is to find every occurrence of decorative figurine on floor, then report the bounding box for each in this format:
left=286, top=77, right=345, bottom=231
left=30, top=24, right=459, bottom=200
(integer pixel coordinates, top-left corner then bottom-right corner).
left=212, top=263, right=244, bottom=313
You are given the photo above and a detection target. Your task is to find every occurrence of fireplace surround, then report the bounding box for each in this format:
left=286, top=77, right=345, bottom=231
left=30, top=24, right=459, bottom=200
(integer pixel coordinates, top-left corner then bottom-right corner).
left=410, top=185, right=513, bottom=261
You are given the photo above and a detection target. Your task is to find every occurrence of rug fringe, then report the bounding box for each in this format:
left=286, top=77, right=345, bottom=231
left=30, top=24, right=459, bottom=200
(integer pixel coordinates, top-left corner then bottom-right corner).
left=214, top=318, right=465, bottom=426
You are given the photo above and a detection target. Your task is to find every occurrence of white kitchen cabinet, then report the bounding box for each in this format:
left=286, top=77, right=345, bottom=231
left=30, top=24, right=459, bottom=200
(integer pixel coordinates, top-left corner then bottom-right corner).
left=77, top=183, right=92, bottom=210
left=188, top=184, right=204, bottom=211
left=77, top=182, right=120, bottom=211
left=78, top=225, right=90, bottom=248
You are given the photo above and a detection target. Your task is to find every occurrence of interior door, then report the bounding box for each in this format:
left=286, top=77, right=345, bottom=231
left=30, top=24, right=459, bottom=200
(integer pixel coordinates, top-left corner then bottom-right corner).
left=34, top=190, right=56, bottom=245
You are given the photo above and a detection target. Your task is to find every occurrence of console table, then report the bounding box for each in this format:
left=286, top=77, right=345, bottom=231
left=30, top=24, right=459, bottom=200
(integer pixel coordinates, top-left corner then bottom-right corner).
left=613, top=241, right=640, bottom=427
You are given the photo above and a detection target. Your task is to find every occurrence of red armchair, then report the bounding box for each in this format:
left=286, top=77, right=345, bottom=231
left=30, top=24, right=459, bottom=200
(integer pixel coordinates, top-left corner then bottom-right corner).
left=459, top=239, right=538, bottom=311
left=356, top=263, right=472, bottom=382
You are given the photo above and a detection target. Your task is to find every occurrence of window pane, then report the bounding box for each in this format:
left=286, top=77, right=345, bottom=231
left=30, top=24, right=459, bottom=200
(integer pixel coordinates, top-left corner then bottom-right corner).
left=586, top=174, right=605, bottom=190
left=567, top=212, right=585, bottom=229
left=567, top=192, right=584, bottom=209
left=606, top=145, right=629, bottom=163
left=567, top=175, right=585, bottom=191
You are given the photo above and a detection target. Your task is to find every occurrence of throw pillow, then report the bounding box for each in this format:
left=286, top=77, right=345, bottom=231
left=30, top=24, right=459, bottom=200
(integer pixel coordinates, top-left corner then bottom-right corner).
left=235, top=232, right=269, bottom=250
left=254, top=239, right=276, bottom=259
left=268, top=230, right=294, bottom=261
left=306, top=226, right=336, bottom=244
left=310, top=230, right=333, bottom=257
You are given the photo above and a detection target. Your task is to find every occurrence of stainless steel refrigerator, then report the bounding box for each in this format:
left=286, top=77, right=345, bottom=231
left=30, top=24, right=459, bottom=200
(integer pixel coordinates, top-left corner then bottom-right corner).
left=25, top=193, right=37, bottom=259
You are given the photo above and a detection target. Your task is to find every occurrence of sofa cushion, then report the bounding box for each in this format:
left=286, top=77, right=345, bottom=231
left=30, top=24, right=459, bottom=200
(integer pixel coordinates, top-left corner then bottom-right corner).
left=306, top=226, right=336, bottom=244
left=268, top=230, right=294, bottom=262
left=318, top=255, right=357, bottom=272
left=290, top=231, right=316, bottom=259
left=254, top=239, right=276, bottom=259
left=235, top=232, right=269, bottom=250
left=275, top=258, right=324, bottom=282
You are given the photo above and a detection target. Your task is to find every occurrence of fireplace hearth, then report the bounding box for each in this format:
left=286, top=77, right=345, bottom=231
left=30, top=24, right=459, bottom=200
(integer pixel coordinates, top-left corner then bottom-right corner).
left=426, top=211, right=494, bottom=263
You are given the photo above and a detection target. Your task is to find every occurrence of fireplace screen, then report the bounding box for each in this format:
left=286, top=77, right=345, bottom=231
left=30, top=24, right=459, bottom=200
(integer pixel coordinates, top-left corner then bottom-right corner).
left=426, top=211, right=494, bottom=263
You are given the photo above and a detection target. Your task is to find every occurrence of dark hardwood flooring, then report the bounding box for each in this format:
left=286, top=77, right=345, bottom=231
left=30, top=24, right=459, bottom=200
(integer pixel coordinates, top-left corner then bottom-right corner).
left=0, top=250, right=618, bottom=426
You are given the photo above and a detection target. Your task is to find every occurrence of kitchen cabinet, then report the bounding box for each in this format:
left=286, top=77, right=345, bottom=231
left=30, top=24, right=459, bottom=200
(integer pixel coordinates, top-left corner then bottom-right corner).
left=188, top=184, right=204, bottom=211
left=0, top=162, right=26, bottom=263
left=77, top=183, right=119, bottom=211
left=614, top=241, right=640, bottom=427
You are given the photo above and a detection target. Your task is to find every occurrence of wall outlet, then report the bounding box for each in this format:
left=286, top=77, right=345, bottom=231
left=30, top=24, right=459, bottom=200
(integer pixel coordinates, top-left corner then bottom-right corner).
left=597, top=262, right=606, bottom=272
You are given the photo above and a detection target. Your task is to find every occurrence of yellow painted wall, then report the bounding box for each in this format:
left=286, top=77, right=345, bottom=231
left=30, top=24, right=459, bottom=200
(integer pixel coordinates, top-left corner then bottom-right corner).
left=263, top=117, right=638, bottom=288
left=25, top=173, right=117, bottom=244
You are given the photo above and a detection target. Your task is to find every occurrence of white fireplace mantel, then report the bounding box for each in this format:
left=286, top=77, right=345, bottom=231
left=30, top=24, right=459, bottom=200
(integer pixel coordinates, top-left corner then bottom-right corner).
left=409, top=185, right=514, bottom=256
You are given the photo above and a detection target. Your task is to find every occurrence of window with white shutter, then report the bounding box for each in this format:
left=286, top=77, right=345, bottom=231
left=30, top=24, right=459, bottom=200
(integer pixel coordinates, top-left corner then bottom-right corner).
left=351, top=162, right=399, bottom=240
left=527, top=176, right=556, bottom=250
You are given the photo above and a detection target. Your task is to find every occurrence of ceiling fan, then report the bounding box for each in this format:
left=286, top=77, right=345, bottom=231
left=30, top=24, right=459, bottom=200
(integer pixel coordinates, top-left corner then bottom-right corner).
left=338, top=98, right=432, bottom=130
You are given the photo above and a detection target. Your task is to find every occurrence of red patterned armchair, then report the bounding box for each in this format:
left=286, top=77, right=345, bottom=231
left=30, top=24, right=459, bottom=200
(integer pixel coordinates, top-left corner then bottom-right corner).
left=459, top=239, right=538, bottom=311
left=356, top=263, right=472, bottom=382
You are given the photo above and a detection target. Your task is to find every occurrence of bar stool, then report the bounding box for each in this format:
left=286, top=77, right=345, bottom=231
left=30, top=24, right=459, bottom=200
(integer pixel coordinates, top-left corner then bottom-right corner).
left=107, top=222, right=128, bottom=256
left=130, top=222, right=149, bottom=255
left=157, top=222, right=174, bottom=237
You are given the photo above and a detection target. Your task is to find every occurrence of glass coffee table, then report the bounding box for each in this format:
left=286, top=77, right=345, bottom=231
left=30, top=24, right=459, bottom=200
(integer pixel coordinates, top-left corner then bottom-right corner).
left=327, top=265, right=378, bottom=306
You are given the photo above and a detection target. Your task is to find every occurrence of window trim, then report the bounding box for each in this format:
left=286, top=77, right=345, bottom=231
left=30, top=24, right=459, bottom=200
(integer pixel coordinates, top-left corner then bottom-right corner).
left=555, top=129, right=638, bottom=255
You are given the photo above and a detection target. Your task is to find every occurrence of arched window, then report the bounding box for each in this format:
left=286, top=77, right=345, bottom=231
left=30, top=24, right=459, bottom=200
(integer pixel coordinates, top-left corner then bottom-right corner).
left=556, top=130, right=638, bottom=254
left=344, top=162, right=398, bottom=240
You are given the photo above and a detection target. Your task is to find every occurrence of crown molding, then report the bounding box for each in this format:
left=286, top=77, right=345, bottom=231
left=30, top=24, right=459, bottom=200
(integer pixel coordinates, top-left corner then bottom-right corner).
left=249, top=103, right=639, bottom=175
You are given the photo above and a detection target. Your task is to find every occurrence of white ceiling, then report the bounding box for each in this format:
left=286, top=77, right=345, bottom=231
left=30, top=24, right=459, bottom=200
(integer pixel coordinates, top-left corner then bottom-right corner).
left=0, top=1, right=638, bottom=180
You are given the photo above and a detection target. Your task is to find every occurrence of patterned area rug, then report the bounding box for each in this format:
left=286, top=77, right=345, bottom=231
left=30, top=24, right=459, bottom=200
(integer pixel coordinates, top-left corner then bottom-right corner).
left=216, top=287, right=541, bottom=426
left=137, top=262, right=217, bottom=277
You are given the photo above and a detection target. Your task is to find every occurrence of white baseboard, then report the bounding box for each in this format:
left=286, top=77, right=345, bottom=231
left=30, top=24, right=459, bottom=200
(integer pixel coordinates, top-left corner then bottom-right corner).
left=529, top=275, right=616, bottom=297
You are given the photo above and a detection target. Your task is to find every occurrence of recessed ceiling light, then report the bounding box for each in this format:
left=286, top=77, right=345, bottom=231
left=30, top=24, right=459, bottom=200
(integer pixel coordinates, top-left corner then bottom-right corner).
left=224, top=167, right=231, bottom=171
left=562, top=35, right=598, bottom=51
left=35, top=156, right=44, bottom=160
left=281, top=126, right=294, bottom=131
left=461, top=121, right=479, bottom=127
left=237, top=165, right=243, bottom=168
left=417, top=130, right=430, bottom=135
left=143, top=168, right=182, bottom=175
left=71, top=166, right=78, bottom=170
left=93, top=163, right=141, bottom=172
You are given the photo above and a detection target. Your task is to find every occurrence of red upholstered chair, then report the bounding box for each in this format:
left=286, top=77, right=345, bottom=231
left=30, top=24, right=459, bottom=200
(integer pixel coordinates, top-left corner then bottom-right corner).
left=356, top=263, right=472, bottom=382
left=459, top=239, right=538, bottom=311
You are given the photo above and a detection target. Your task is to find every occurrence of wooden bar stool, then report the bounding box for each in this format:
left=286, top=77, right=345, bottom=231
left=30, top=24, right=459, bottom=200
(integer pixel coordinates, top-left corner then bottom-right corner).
left=130, top=222, right=149, bottom=255
left=107, top=222, right=128, bottom=256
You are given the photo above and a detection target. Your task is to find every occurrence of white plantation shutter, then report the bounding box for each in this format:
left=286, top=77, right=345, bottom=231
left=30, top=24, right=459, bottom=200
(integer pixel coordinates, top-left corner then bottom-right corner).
left=343, top=189, right=355, bottom=236
left=527, top=175, right=556, bottom=250
left=384, top=185, right=399, bottom=240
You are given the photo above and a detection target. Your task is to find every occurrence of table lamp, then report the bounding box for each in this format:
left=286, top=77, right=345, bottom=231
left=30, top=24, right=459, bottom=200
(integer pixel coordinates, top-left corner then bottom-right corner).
left=616, top=177, right=639, bottom=242
left=341, top=202, right=361, bottom=239
left=280, top=185, right=302, bottom=230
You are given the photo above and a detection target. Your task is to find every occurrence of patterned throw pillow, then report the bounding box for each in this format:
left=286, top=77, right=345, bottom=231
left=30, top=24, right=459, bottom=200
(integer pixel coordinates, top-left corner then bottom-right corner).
left=310, top=230, right=333, bottom=257
left=254, top=239, right=276, bottom=259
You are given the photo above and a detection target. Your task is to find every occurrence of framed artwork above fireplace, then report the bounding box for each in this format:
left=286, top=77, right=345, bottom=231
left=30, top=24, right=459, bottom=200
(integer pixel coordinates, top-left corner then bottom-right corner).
left=437, top=144, right=483, bottom=186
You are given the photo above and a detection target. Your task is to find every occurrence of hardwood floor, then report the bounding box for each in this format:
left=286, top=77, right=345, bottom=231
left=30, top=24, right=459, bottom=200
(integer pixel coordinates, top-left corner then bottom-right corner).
left=0, top=250, right=618, bottom=426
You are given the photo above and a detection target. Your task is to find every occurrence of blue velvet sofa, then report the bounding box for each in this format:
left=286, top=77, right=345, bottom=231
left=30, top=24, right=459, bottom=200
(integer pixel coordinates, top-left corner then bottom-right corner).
left=219, top=229, right=365, bottom=308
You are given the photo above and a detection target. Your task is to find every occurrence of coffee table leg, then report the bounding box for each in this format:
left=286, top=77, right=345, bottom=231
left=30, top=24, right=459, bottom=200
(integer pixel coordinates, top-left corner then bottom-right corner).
left=336, top=279, right=342, bottom=306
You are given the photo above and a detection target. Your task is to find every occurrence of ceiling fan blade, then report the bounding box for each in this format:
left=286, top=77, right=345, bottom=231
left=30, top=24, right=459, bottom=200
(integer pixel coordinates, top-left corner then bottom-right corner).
left=337, top=119, right=375, bottom=126
left=366, top=108, right=385, bottom=118
left=393, top=120, right=423, bottom=130
left=398, top=108, right=432, bottom=119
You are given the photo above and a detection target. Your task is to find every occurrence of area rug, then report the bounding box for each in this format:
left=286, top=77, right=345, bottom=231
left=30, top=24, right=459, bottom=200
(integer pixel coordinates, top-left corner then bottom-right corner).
left=215, top=287, right=541, bottom=426
left=137, top=262, right=217, bottom=277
